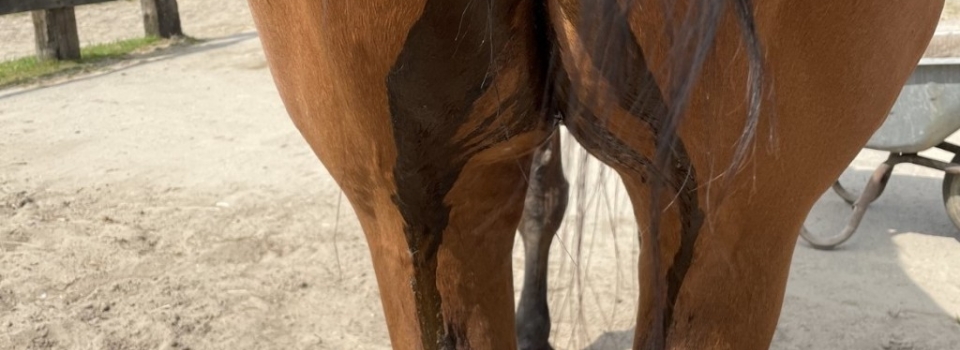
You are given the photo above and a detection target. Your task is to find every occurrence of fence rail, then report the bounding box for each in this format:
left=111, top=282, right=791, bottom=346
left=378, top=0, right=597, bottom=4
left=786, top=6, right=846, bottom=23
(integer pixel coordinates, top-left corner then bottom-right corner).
left=0, top=0, right=114, bottom=14
left=0, top=0, right=182, bottom=61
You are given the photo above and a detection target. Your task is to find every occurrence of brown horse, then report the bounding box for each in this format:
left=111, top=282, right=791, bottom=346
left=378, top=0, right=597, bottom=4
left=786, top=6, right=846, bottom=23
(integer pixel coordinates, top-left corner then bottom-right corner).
left=246, top=0, right=942, bottom=349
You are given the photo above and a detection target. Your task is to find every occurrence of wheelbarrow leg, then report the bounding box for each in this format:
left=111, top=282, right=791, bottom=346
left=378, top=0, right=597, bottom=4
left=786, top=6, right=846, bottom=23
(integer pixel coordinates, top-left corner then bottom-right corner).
left=831, top=181, right=859, bottom=205
left=801, top=159, right=895, bottom=250
left=833, top=156, right=897, bottom=205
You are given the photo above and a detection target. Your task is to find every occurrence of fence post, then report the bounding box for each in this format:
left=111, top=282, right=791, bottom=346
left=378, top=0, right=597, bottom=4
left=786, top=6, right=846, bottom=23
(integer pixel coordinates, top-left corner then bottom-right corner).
left=140, top=0, right=182, bottom=38
left=32, top=7, right=81, bottom=61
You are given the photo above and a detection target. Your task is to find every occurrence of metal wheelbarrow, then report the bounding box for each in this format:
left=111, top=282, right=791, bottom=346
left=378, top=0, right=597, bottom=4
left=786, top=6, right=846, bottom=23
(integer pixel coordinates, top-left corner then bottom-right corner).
left=801, top=58, right=960, bottom=250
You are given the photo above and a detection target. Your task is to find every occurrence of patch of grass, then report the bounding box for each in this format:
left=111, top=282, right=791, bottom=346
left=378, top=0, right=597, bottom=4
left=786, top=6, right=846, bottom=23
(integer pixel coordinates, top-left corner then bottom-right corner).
left=81, top=36, right=161, bottom=61
left=0, top=36, right=163, bottom=88
left=0, top=57, right=72, bottom=87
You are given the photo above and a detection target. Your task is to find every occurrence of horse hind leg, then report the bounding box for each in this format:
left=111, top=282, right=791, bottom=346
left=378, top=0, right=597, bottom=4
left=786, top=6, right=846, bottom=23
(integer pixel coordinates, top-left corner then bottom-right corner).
left=516, top=132, right=568, bottom=350
left=548, top=0, right=943, bottom=348
left=249, top=0, right=559, bottom=348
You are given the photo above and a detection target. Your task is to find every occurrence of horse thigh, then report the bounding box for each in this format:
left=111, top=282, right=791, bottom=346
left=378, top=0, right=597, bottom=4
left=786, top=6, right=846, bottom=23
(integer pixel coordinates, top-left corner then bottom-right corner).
left=249, top=0, right=555, bottom=348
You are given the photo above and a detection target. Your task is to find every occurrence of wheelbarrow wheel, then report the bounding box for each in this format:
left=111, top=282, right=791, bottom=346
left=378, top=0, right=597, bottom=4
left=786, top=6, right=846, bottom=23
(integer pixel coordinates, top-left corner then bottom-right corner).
left=941, top=155, right=960, bottom=233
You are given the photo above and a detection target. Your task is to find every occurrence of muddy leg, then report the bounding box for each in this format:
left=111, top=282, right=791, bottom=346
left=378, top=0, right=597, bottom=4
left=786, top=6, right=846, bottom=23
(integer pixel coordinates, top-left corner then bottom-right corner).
left=516, top=133, right=568, bottom=350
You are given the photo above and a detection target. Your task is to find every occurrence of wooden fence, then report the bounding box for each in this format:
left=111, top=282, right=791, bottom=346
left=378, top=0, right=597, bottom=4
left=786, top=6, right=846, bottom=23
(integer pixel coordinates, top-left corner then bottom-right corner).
left=0, top=0, right=183, bottom=61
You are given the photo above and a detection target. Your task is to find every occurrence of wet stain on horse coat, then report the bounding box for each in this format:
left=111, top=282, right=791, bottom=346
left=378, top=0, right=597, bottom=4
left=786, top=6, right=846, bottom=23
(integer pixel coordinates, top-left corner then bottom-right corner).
left=385, top=0, right=548, bottom=348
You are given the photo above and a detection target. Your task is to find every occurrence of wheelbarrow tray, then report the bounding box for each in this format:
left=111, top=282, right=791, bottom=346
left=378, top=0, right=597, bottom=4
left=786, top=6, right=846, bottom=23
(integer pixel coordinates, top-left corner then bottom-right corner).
left=866, top=58, right=960, bottom=153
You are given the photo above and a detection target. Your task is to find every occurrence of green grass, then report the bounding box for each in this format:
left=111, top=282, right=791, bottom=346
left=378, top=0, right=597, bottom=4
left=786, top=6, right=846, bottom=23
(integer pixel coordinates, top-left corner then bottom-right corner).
left=0, top=36, right=163, bottom=88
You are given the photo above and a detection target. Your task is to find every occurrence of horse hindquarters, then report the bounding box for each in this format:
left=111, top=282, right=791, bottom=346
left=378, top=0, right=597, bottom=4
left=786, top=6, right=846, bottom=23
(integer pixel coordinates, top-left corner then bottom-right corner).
left=248, top=0, right=555, bottom=349
left=550, top=0, right=943, bottom=349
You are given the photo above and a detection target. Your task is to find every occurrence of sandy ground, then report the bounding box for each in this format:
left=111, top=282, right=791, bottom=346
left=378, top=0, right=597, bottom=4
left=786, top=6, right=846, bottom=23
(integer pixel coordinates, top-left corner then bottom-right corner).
left=1, top=1, right=960, bottom=349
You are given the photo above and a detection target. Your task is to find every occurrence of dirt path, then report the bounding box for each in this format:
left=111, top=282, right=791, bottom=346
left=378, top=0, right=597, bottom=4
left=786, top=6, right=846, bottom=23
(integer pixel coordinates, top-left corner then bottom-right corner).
left=0, top=0, right=255, bottom=61
left=1, top=1, right=959, bottom=349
